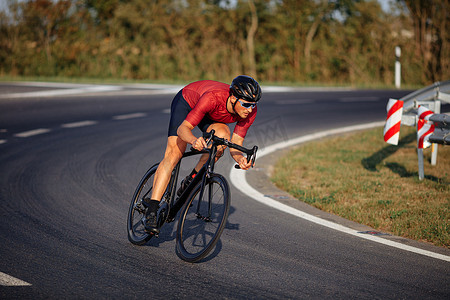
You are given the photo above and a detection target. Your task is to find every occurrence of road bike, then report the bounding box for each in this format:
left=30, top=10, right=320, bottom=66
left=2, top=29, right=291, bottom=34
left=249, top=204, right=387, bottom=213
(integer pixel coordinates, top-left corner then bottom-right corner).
left=127, top=130, right=258, bottom=262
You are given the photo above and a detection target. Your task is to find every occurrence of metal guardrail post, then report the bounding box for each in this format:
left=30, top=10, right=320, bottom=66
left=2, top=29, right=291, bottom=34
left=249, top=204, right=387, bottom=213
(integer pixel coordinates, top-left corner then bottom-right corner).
left=418, top=148, right=425, bottom=180
left=416, top=113, right=425, bottom=180
left=431, top=100, right=440, bottom=165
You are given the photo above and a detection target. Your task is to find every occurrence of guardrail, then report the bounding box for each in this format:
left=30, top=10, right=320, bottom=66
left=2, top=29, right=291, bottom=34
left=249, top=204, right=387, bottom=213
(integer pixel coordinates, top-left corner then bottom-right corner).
left=384, top=80, right=450, bottom=180
left=428, top=114, right=450, bottom=145
left=400, top=80, right=450, bottom=126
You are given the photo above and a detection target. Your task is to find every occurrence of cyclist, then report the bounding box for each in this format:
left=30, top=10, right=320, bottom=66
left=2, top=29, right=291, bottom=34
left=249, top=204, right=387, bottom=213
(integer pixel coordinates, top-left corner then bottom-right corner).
left=143, top=75, right=262, bottom=234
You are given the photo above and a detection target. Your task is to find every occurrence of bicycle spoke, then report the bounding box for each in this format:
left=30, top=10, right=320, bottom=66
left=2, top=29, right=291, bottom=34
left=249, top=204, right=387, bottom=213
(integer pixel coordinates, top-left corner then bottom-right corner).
left=142, top=185, right=152, bottom=200
left=176, top=175, right=230, bottom=262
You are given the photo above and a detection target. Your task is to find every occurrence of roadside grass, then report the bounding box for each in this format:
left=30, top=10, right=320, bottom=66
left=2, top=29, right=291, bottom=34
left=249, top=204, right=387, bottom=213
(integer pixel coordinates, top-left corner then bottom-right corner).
left=271, top=126, right=449, bottom=248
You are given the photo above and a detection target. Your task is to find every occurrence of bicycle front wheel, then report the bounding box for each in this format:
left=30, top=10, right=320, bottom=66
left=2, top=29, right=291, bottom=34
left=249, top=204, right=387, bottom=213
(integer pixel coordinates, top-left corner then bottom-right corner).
left=176, top=174, right=230, bottom=262
left=127, top=163, right=159, bottom=245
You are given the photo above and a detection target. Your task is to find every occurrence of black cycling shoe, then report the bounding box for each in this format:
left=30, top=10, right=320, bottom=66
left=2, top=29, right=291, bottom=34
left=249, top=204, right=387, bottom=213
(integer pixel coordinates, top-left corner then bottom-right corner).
left=143, top=199, right=160, bottom=234
left=177, top=174, right=194, bottom=196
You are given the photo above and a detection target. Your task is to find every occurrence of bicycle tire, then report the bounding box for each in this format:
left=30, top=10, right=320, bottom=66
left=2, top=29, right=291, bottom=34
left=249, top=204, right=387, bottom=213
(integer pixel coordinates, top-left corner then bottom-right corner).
left=176, top=174, right=230, bottom=262
left=127, top=163, right=159, bottom=245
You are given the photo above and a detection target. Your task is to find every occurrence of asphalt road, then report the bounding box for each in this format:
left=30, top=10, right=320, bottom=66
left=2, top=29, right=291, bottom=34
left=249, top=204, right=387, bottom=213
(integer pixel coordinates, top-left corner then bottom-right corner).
left=0, top=82, right=449, bottom=299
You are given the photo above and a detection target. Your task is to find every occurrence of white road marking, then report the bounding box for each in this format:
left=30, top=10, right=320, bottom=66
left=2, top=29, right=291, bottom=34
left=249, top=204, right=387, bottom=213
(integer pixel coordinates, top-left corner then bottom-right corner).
left=0, top=271, right=31, bottom=286
left=0, top=139, right=6, bottom=144
left=113, top=112, right=147, bottom=120
left=230, top=121, right=450, bottom=262
left=14, top=128, right=51, bottom=138
left=62, top=120, right=98, bottom=128
left=162, top=108, right=171, bottom=114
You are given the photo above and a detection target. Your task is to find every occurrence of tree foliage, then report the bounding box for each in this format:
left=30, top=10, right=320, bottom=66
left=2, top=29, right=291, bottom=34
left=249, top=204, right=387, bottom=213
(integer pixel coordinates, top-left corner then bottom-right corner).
left=0, top=0, right=448, bottom=86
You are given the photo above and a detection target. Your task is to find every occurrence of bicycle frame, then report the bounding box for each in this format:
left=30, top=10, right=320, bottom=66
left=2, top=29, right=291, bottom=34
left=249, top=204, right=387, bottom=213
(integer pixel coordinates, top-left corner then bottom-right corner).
left=162, top=129, right=257, bottom=225
left=165, top=148, right=209, bottom=222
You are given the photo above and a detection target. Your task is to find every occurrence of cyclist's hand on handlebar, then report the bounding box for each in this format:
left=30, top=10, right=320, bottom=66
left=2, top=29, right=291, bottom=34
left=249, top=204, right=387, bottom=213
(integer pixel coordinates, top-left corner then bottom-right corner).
left=237, top=156, right=253, bottom=170
left=191, top=136, right=207, bottom=151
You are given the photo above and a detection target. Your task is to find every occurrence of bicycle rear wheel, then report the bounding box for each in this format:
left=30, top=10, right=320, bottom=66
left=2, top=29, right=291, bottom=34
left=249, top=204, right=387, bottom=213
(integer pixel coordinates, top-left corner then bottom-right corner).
left=176, top=174, right=230, bottom=262
left=127, top=163, right=159, bottom=245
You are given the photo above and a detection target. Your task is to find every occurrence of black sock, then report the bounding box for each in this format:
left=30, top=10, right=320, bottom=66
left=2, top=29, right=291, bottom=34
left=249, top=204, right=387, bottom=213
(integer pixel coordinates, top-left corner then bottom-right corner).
left=143, top=198, right=160, bottom=212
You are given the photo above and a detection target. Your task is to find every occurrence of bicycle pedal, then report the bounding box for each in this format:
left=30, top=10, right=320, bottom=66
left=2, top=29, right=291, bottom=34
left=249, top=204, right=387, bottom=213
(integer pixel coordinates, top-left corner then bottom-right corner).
left=147, top=231, right=159, bottom=238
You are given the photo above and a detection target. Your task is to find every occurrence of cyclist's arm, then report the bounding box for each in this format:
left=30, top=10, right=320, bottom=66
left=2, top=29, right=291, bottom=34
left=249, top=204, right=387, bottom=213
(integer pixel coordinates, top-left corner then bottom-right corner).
left=177, top=120, right=207, bottom=150
left=230, top=133, right=252, bottom=170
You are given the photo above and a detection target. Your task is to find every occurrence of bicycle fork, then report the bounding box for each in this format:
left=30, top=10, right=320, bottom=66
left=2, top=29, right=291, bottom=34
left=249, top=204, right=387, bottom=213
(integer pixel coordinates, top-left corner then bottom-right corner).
left=195, top=179, right=213, bottom=222
left=195, top=146, right=217, bottom=223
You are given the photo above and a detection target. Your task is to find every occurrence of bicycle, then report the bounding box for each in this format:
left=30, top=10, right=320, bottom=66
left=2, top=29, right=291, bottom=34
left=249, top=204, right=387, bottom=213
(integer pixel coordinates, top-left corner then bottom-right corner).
left=127, top=130, right=258, bottom=263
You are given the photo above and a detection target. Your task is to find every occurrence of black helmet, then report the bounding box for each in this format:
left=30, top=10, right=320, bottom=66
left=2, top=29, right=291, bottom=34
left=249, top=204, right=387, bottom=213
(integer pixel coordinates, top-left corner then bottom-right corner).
left=230, top=75, right=261, bottom=103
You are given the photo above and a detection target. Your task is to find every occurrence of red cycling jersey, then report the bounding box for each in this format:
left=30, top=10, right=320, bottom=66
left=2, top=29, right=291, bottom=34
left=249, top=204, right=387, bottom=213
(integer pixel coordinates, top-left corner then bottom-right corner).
left=182, top=80, right=257, bottom=138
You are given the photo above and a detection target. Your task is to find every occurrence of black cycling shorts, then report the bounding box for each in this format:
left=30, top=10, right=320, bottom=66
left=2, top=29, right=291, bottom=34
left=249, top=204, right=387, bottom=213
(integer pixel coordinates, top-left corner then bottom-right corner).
left=167, top=90, right=214, bottom=137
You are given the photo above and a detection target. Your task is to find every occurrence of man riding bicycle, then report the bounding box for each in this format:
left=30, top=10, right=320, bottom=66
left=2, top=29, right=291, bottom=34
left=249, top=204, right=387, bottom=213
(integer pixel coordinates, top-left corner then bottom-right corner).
left=143, top=75, right=262, bottom=234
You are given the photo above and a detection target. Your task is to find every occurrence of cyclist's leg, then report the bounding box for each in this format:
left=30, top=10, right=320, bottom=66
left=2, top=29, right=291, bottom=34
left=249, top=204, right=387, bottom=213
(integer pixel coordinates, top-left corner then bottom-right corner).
left=151, top=136, right=187, bottom=201
left=193, top=122, right=231, bottom=171
left=144, top=90, right=189, bottom=233
left=143, top=136, right=186, bottom=234
left=152, top=89, right=191, bottom=200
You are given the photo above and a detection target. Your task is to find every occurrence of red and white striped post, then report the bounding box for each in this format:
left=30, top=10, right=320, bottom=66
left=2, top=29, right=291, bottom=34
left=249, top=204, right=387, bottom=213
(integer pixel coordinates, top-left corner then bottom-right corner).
left=417, top=106, right=435, bottom=180
left=384, top=99, right=403, bottom=145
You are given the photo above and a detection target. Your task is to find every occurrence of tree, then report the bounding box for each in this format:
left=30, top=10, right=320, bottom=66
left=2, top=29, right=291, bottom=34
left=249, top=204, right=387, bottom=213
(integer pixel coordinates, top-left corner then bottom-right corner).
left=0, top=0, right=445, bottom=85
left=246, top=0, right=258, bottom=76
left=401, top=0, right=450, bottom=83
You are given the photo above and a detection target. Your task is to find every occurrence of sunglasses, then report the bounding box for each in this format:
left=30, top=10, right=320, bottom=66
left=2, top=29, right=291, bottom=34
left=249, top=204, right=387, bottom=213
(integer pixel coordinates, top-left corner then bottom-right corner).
left=237, top=99, right=256, bottom=109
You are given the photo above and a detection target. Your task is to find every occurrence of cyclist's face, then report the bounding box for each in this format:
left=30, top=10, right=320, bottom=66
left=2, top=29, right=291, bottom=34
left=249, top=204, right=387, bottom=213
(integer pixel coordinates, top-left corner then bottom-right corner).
left=233, top=97, right=254, bottom=118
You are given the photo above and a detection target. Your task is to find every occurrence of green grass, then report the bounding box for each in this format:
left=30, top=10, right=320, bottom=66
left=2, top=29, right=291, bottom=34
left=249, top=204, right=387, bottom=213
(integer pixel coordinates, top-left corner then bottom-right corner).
left=271, top=126, right=449, bottom=248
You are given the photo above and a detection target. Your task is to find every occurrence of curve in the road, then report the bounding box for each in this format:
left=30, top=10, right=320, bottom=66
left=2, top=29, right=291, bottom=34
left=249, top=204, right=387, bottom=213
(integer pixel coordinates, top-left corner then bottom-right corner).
left=230, top=121, right=450, bottom=262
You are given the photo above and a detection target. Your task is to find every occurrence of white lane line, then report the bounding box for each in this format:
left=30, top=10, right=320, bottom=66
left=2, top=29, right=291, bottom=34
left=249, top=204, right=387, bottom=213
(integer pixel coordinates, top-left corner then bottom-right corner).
left=14, top=128, right=51, bottom=138
left=113, top=112, right=147, bottom=120
left=0, top=139, right=6, bottom=144
left=162, top=109, right=171, bottom=114
left=0, top=271, right=32, bottom=286
left=61, top=120, right=98, bottom=128
left=230, top=121, right=450, bottom=262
